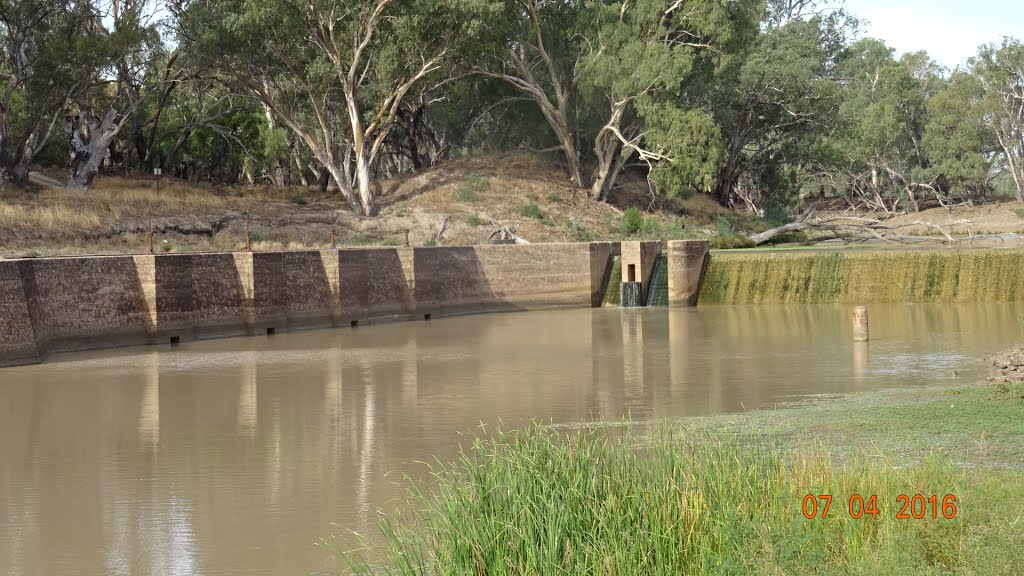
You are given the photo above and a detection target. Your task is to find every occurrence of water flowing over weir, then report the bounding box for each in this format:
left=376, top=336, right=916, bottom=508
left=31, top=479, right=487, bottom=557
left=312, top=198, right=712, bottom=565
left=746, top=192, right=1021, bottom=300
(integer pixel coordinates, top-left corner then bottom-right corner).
left=601, top=255, right=622, bottom=307
left=646, top=254, right=668, bottom=306
left=699, top=249, right=1024, bottom=305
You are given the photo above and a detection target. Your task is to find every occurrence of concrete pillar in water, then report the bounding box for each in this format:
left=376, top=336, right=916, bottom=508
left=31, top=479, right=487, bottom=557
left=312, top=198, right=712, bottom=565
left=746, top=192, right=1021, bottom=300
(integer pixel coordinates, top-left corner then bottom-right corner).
left=852, top=306, right=869, bottom=342
left=667, top=240, right=710, bottom=307
left=620, top=241, right=662, bottom=305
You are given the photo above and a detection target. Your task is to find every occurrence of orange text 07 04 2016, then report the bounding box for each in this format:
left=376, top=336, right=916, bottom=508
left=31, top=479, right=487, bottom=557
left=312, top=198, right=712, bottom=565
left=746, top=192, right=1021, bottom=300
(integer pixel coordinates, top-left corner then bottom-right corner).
left=802, top=494, right=958, bottom=520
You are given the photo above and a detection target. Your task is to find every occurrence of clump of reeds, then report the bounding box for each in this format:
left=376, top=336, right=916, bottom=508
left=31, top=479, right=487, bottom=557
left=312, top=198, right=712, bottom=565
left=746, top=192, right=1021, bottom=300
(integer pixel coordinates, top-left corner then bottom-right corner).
left=334, top=425, right=983, bottom=575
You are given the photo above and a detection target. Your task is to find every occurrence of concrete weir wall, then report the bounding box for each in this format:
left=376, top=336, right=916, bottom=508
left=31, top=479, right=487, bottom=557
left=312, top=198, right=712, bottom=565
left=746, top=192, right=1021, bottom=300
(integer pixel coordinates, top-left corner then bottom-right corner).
left=0, top=242, right=624, bottom=367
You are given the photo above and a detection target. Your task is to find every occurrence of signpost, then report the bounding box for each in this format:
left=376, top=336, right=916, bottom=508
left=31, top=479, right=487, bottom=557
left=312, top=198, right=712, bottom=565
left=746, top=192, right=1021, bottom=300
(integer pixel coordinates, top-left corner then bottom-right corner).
left=148, top=167, right=162, bottom=254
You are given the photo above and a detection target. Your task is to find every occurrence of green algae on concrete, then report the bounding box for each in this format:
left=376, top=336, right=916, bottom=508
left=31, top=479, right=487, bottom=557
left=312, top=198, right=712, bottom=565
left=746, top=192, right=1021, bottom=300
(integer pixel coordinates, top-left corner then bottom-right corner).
left=646, top=253, right=669, bottom=306
left=699, top=249, right=1024, bottom=305
left=601, top=255, right=622, bottom=307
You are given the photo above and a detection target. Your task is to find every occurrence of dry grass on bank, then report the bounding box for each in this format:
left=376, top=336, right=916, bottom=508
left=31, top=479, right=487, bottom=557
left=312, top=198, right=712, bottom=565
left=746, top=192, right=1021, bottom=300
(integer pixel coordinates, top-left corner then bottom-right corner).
left=0, top=154, right=717, bottom=257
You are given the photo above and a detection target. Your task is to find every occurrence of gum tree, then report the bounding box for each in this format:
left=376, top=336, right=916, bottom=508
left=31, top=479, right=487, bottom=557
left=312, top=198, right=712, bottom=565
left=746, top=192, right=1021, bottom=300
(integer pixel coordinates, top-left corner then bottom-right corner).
left=480, top=0, right=761, bottom=201
left=583, top=0, right=761, bottom=201
left=969, top=39, right=1024, bottom=201
left=0, top=0, right=95, bottom=183
left=177, top=0, right=497, bottom=216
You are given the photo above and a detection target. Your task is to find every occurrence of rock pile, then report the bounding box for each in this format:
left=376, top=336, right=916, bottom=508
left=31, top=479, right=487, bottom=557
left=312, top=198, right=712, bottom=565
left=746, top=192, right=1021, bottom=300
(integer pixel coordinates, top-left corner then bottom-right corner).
left=988, top=346, right=1024, bottom=382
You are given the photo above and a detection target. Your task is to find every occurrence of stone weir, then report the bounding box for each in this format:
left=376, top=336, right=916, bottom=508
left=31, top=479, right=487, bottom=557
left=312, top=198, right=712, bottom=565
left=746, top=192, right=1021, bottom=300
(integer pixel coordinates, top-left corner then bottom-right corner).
left=699, top=248, right=1024, bottom=305
left=0, top=241, right=711, bottom=367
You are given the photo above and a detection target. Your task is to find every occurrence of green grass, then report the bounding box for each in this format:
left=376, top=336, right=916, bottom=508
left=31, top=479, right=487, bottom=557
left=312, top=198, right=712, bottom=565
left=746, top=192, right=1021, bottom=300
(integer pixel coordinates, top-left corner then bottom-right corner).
left=516, top=204, right=555, bottom=226
left=467, top=214, right=483, bottom=226
left=290, top=194, right=308, bottom=206
left=700, top=382, right=1024, bottom=465
left=334, top=383, right=1024, bottom=575
left=455, top=174, right=489, bottom=203
left=1014, top=207, right=1024, bottom=220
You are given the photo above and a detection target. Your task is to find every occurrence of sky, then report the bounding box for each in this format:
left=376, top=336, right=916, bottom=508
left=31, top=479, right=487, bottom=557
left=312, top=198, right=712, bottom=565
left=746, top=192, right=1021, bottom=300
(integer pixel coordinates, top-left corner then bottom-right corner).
left=847, top=0, right=1024, bottom=69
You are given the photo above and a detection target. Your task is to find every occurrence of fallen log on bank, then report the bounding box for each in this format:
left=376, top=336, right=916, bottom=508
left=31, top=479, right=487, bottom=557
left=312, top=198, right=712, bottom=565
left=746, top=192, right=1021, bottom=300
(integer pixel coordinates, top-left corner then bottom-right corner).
left=749, top=205, right=991, bottom=246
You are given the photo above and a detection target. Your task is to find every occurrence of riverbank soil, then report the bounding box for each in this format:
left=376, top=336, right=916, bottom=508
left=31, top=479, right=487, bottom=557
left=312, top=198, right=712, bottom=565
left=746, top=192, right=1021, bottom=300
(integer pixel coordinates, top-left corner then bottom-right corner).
left=9, top=155, right=1024, bottom=258
left=0, top=155, right=717, bottom=257
left=340, top=381, right=1024, bottom=575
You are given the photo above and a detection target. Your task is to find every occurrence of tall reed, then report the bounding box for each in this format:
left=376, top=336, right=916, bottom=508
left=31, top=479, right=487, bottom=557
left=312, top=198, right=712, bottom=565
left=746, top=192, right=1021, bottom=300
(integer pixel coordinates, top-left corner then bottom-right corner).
left=335, top=425, right=986, bottom=575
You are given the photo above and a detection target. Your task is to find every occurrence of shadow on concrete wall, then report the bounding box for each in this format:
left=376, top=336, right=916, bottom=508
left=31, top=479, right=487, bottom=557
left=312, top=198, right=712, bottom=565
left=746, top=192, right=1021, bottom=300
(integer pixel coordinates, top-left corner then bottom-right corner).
left=28, top=256, right=152, bottom=354
left=278, top=251, right=337, bottom=329
left=339, top=247, right=415, bottom=321
left=156, top=253, right=251, bottom=341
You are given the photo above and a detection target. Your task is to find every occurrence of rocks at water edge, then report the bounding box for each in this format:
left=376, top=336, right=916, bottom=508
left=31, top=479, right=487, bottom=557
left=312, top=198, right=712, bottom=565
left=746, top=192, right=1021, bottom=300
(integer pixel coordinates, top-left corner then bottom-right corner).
left=988, top=346, right=1024, bottom=382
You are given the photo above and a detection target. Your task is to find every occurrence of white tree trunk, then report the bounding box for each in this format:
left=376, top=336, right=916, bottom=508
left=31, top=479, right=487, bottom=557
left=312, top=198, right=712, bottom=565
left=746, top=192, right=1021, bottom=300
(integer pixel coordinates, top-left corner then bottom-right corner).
left=67, top=109, right=123, bottom=190
left=591, top=100, right=630, bottom=200
left=263, top=103, right=286, bottom=187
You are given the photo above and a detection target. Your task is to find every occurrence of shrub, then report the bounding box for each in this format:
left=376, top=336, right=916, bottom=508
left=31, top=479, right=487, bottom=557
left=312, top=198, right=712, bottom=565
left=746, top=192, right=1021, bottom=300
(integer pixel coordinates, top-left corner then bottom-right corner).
left=467, top=214, right=483, bottom=226
left=1014, top=207, right=1024, bottom=220
left=519, top=200, right=543, bottom=220
left=455, top=186, right=481, bottom=202
left=711, top=232, right=755, bottom=249
left=763, top=203, right=793, bottom=227
left=290, top=195, right=308, bottom=206
left=456, top=174, right=489, bottom=202
left=566, top=219, right=597, bottom=242
left=620, top=207, right=644, bottom=235
left=547, top=192, right=561, bottom=203
left=714, top=215, right=735, bottom=236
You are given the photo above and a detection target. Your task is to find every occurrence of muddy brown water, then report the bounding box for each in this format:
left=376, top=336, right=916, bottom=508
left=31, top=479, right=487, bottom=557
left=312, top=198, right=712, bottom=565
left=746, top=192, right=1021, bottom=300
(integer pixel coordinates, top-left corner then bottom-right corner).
left=1, top=304, right=1021, bottom=575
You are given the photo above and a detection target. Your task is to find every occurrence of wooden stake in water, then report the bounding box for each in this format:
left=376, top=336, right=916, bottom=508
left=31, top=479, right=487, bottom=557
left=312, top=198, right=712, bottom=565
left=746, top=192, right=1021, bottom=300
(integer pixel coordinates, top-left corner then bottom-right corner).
left=852, top=306, right=869, bottom=342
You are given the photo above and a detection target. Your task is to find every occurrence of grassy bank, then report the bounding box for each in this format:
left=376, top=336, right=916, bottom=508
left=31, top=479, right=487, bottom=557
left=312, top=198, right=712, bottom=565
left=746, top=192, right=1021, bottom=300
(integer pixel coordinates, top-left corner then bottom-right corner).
left=334, top=383, right=1024, bottom=575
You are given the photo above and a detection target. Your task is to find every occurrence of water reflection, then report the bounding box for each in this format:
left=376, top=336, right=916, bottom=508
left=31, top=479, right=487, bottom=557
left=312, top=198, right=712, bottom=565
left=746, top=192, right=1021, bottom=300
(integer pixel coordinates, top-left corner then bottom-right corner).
left=0, top=303, right=1021, bottom=575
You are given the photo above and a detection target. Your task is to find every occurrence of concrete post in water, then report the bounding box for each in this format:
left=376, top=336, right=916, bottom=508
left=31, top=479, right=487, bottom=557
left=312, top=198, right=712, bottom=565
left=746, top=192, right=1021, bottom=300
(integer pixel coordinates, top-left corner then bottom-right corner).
left=667, top=240, right=710, bottom=307
left=852, top=306, right=869, bottom=342
left=620, top=241, right=661, bottom=305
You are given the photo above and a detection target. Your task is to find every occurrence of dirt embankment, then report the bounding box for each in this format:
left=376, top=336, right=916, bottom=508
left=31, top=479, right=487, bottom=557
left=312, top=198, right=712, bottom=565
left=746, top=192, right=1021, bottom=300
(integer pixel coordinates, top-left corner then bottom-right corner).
left=6, top=154, right=1024, bottom=257
left=2, top=154, right=723, bottom=257
left=818, top=200, right=1024, bottom=238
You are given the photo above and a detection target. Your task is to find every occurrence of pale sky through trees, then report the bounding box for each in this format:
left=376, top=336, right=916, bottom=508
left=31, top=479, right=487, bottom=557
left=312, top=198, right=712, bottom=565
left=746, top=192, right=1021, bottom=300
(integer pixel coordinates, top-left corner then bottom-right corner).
left=849, top=0, right=1024, bottom=68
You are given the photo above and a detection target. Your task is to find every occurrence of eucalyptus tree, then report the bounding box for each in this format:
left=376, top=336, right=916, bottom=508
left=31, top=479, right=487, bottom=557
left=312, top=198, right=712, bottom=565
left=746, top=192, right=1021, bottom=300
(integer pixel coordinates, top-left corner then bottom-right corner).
left=831, top=39, right=940, bottom=212
left=967, top=39, right=1024, bottom=201
left=474, top=0, right=597, bottom=188
left=64, top=0, right=165, bottom=189
left=582, top=0, right=761, bottom=201
left=177, top=0, right=498, bottom=216
left=707, top=11, right=847, bottom=211
left=0, top=0, right=100, bottom=183
left=923, top=71, right=997, bottom=199
left=480, top=0, right=760, bottom=201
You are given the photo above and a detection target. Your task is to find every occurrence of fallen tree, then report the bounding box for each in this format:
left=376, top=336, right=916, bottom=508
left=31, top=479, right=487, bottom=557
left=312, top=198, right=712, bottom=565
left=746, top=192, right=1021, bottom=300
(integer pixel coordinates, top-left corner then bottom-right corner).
left=749, top=205, right=994, bottom=246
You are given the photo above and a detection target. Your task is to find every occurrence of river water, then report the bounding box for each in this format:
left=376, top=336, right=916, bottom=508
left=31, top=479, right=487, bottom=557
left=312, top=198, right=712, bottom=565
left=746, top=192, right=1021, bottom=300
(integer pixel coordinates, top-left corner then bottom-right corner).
left=1, top=303, right=1021, bottom=575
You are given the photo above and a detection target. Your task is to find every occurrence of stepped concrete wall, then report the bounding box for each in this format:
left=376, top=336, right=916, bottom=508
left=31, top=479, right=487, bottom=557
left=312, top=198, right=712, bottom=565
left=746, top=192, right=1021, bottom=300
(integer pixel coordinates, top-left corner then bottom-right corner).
left=0, top=242, right=625, bottom=367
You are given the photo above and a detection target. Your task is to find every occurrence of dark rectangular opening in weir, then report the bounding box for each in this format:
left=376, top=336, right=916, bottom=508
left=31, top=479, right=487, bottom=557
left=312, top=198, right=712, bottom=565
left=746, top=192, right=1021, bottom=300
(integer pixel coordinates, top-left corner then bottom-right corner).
left=351, top=320, right=359, bottom=327
left=628, top=264, right=636, bottom=282
left=424, top=314, right=432, bottom=320
left=169, top=336, right=181, bottom=344
left=266, top=327, right=275, bottom=335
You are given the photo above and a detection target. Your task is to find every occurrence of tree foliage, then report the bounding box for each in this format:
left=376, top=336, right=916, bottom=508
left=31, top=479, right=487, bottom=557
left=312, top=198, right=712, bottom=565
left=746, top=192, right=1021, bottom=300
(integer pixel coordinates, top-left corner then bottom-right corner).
left=0, top=0, right=1020, bottom=217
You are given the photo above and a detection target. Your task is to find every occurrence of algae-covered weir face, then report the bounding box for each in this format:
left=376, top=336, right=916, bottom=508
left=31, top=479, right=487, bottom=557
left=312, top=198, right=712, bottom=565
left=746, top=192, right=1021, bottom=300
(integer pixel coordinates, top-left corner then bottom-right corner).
left=1, top=303, right=1021, bottom=575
